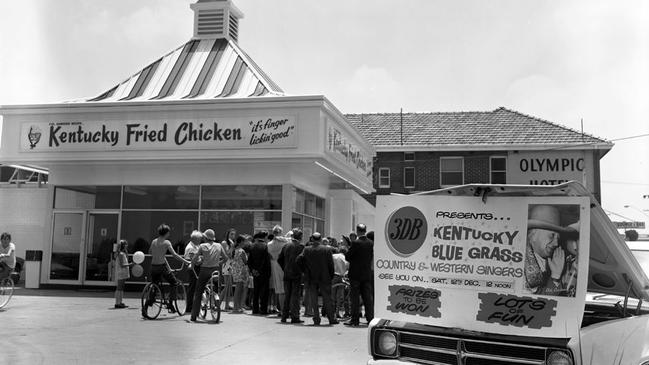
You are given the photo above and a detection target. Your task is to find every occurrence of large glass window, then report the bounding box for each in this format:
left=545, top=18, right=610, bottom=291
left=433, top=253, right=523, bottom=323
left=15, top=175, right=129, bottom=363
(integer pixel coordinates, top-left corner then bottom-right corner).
left=295, top=189, right=305, bottom=213
left=121, top=211, right=198, bottom=255
left=123, top=186, right=199, bottom=210
left=51, top=184, right=288, bottom=278
left=292, top=187, right=325, bottom=237
left=199, top=211, right=267, bottom=239
left=440, top=157, right=464, bottom=186
left=490, top=157, right=507, bottom=184
left=55, top=186, right=121, bottom=209
left=201, top=185, right=281, bottom=210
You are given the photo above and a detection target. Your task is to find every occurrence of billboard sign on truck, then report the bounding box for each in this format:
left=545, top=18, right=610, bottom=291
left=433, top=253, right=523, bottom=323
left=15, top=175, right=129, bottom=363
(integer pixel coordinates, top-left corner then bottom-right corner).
left=374, top=194, right=590, bottom=338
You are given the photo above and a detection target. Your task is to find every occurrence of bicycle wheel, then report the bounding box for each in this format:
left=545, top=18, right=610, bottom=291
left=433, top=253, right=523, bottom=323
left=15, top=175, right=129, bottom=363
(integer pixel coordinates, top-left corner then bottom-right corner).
left=0, top=277, right=14, bottom=309
left=173, top=284, right=187, bottom=316
left=210, top=292, right=221, bottom=323
left=141, top=283, right=162, bottom=319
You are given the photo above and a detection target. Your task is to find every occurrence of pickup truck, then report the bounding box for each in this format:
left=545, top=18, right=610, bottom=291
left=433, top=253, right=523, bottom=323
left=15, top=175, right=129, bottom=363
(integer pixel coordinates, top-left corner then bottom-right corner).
left=368, top=182, right=649, bottom=365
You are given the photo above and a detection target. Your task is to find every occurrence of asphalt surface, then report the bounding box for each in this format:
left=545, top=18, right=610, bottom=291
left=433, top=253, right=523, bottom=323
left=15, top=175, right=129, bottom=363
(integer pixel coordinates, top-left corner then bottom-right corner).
left=2, top=287, right=371, bottom=365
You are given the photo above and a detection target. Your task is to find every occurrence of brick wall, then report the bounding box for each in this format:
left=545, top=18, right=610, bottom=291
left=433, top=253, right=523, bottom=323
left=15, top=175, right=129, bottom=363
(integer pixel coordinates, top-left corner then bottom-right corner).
left=465, top=155, right=491, bottom=184
left=373, top=151, right=508, bottom=194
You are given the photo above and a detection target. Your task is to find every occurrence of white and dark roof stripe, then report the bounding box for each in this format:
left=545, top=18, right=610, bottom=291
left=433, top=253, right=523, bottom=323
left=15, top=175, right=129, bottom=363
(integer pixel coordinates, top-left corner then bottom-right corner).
left=87, top=38, right=283, bottom=103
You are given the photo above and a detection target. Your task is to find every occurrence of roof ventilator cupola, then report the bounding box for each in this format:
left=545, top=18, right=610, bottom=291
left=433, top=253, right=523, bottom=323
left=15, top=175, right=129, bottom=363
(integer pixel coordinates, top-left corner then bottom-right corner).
left=190, top=0, right=243, bottom=42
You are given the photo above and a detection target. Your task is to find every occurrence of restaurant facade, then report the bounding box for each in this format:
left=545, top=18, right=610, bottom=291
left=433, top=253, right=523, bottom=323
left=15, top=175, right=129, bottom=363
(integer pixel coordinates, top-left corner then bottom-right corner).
left=0, top=0, right=374, bottom=287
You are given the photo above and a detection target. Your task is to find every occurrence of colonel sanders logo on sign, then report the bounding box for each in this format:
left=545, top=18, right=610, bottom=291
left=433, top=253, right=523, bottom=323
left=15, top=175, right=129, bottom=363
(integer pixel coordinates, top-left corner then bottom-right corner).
left=28, top=126, right=42, bottom=149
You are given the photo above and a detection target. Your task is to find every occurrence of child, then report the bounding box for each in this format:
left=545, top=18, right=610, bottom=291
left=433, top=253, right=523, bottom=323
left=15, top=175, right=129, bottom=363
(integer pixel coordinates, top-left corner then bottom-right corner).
left=114, top=240, right=132, bottom=309
left=231, top=235, right=249, bottom=312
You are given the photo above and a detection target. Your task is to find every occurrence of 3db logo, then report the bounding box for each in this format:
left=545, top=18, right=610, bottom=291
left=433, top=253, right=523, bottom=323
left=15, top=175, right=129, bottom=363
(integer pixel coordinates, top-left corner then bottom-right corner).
left=385, top=206, right=427, bottom=257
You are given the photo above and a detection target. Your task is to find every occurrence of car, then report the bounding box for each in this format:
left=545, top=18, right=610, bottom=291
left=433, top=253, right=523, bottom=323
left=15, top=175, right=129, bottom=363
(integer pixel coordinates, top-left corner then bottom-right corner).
left=368, top=182, right=649, bottom=365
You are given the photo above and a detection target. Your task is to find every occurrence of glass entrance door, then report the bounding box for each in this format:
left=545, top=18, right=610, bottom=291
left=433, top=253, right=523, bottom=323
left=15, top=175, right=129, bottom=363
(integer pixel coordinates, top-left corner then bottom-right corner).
left=50, top=211, right=119, bottom=285
left=83, top=212, right=119, bottom=284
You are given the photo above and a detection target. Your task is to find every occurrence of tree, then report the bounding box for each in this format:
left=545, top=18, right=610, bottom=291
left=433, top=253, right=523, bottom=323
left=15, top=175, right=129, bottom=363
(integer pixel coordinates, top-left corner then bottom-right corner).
left=625, top=229, right=639, bottom=242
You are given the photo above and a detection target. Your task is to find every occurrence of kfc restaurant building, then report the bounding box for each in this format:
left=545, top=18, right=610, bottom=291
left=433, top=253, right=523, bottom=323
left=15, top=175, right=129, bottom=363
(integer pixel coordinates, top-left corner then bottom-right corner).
left=0, top=0, right=374, bottom=287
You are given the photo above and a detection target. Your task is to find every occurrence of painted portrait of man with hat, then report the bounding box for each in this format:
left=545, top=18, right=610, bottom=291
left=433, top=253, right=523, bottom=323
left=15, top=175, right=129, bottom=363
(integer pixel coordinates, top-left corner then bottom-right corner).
left=524, top=204, right=580, bottom=297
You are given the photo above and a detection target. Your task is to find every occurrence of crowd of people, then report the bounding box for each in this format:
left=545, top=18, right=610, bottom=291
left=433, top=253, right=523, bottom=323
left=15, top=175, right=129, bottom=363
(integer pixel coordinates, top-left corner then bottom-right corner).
left=139, top=223, right=375, bottom=326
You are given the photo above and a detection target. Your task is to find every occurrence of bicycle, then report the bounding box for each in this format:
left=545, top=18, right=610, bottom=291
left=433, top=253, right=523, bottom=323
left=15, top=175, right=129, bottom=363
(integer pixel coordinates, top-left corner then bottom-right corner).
left=331, top=275, right=351, bottom=319
left=0, top=277, right=14, bottom=309
left=198, top=269, right=221, bottom=323
left=140, top=264, right=188, bottom=320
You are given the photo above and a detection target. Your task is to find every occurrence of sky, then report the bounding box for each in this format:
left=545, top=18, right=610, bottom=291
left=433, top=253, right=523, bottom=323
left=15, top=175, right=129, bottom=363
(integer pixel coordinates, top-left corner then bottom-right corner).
left=1, top=0, right=648, bottom=232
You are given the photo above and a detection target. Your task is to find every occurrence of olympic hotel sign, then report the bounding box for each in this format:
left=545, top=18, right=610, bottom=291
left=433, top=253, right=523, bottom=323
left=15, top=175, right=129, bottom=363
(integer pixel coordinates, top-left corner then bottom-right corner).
left=507, top=151, right=595, bottom=188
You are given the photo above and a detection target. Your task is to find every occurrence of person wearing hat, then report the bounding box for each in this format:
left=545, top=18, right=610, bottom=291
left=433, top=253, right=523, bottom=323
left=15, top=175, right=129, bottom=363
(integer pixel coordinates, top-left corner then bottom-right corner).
left=344, top=223, right=374, bottom=326
left=296, top=232, right=338, bottom=325
left=189, top=228, right=225, bottom=322
left=525, top=205, right=579, bottom=296
left=278, top=228, right=306, bottom=323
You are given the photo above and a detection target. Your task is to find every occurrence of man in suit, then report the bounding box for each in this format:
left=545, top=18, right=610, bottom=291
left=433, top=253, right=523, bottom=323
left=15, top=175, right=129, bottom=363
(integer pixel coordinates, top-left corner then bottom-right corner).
left=344, top=223, right=374, bottom=326
left=278, top=228, right=306, bottom=324
left=247, top=231, right=271, bottom=315
left=297, top=232, right=339, bottom=326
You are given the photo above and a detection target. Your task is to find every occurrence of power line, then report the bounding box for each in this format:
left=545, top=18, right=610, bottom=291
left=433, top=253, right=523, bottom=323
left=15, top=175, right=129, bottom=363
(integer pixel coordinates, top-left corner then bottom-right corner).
left=609, top=133, right=649, bottom=142
left=538, top=132, right=648, bottom=152
left=603, top=209, right=635, bottom=222
left=601, top=180, right=649, bottom=186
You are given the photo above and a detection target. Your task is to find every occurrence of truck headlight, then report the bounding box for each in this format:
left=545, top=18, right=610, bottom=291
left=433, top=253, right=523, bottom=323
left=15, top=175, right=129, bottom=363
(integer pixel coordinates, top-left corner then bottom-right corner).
left=375, top=330, right=398, bottom=357
left=546, top=350, right=573, bottom=365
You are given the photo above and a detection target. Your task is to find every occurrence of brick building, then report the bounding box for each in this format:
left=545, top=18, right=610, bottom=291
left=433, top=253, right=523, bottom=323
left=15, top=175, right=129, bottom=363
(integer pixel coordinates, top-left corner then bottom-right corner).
left=346, top=107, right=612, bottom=202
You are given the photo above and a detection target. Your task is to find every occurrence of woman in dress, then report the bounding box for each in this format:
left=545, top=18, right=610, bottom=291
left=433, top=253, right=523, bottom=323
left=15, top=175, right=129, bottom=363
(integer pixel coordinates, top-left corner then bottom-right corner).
left=220, top=228, right=236, bottom=311
left=230, top=234, right=249, bottom=312
left=114, top=240, right=132, bottom=308
left=267, top=225, right=289, bottom=314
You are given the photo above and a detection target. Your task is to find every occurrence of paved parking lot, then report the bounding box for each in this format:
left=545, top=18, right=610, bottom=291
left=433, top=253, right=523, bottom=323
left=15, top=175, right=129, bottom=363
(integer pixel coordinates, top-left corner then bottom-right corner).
left=3, top=288, right=370, bottom=365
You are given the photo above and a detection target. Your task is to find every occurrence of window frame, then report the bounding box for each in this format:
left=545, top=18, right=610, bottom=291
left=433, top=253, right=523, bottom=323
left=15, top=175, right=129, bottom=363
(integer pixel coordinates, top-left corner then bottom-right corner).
left=440, top=157, right=464, bottom=187
left=378, top=167, right=391, bottom=188
left=404, top=152, right=415, bottom=162
left=404, top=167, right=415, bottom=189
left=490, top=156, right=507, bottom=184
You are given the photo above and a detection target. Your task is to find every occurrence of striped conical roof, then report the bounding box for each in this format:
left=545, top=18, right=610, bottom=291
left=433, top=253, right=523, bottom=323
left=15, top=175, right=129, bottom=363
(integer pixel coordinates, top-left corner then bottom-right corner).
left=87, top=38, right=284, bottom=102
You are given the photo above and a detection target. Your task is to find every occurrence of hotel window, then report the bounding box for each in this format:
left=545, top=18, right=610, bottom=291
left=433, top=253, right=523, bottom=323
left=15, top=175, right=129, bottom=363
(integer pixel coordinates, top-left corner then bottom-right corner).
left=404, top=167, right=415, bottom=189
left=378, top=168, right=391, bottom=188
left=404, top=152, right=415, bottom=161
left=440, top=157, right=463, bottom=186
left=490, top=157, right=507, bottom=184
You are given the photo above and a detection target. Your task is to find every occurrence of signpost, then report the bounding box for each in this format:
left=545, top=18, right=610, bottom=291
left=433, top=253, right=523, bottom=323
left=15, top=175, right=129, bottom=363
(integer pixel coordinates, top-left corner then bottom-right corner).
left=613, top=221, right=646, bottom=229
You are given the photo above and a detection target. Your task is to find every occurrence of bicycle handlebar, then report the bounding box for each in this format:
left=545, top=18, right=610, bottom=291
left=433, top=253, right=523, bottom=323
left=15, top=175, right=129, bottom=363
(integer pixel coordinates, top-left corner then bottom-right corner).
left=169, top=262, right=188, bottom=273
